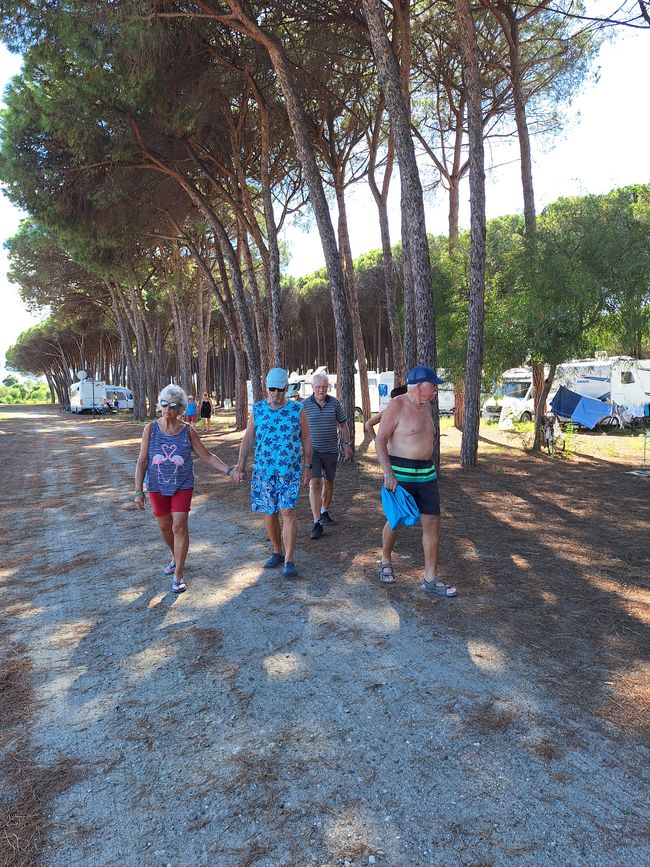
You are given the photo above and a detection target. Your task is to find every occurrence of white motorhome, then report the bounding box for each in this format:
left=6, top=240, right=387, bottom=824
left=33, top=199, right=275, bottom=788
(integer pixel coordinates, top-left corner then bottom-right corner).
left=483, top=357, right=615, bottom=424
left=484, top=355, right=650, bottom=426
left=69, top=379, right=107, bottom=413
left=610, top=359, right=650, bottom=408
left=105, top=385, right=134, bottom=410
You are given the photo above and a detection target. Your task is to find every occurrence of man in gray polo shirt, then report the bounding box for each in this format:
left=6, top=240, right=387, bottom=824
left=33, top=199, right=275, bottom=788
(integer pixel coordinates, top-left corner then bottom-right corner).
left=302, top=373, right=353, bottom=538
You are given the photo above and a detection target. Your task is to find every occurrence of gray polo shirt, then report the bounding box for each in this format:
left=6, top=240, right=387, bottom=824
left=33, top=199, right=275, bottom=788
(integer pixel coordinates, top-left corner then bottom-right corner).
left=302, top=394, right=347, bottom=453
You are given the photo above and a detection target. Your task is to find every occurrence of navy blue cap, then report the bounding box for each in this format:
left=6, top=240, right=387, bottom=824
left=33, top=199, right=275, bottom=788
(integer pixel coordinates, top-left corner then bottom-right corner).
left=407, top=365, right=444, bottom=385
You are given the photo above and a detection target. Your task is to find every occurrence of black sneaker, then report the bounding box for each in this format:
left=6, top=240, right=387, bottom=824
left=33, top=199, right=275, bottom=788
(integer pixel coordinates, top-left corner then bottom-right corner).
left=320, top=511, right=337, bottom=526
left=310, top=521, right=324, bottom=539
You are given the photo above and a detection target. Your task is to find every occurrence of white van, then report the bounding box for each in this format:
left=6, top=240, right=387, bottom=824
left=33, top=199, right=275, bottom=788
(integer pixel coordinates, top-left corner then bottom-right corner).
left=105, top=385, right=134, bottom=410
left=69, top=379, right=107, bottom=413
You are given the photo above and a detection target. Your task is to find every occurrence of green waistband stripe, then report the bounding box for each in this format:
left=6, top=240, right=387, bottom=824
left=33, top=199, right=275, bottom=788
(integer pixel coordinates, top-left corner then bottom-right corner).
left=392, top=466, right=437, bottom=482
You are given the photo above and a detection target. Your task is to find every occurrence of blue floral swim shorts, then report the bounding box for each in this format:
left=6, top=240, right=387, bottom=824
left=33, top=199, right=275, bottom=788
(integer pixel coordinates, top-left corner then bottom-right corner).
left=251, top=468, right=302, bottom=514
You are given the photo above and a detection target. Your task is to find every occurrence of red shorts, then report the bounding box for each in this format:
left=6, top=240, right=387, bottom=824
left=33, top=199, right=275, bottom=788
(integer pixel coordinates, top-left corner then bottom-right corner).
left=186, top=414, right=197, bottom=423
left=148, top=488, right=193, bottom=517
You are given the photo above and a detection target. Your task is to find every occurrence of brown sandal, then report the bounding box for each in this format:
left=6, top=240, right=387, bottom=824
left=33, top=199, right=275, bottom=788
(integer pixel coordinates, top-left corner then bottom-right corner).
left=378, top=562, right=396, bottom=584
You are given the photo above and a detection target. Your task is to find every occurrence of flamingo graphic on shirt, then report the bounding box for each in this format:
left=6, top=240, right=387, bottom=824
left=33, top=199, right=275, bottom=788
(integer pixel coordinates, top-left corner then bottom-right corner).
left=151, top=443, right=185, bottom=486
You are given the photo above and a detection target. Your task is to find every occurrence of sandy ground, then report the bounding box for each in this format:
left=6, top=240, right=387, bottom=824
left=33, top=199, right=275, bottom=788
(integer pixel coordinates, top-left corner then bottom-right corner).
left=1, top=405, right=649, bottom=867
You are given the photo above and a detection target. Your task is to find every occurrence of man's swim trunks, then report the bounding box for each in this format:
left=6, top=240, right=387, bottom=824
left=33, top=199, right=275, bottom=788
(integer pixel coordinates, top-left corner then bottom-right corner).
left=388, top=455, right=440, bottom=516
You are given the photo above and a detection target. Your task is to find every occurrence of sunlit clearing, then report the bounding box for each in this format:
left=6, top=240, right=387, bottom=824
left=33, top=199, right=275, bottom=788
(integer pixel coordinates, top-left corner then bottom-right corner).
left=4, top=601, right=43, bottom=619
left=50, top=619, right=95, bottom=648
left=459, top=541, right=481, bottom=561
left=123, top=642, right=173, bottom=683
left=539, top=590, right=559, bottom=605
left=467, top=639, right=506, bottom=673
left=0, top=567, right=19, bottom=583
left=147, top=593, right=168, bottom=609
left=116, top=585, right=148, bottom=604
left=87, top=437, right=142, bottom=449
left=323, top=804, right=383, bottom=862
left=510, top=554, right=530, bottom=569
left=189, top=564, right=266, bottom=610
left=263, top=652, right=305, bottom=679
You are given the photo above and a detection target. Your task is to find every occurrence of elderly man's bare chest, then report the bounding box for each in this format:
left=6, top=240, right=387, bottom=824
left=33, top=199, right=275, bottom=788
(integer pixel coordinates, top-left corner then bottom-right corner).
left=395, top=403, right=434, bottom=439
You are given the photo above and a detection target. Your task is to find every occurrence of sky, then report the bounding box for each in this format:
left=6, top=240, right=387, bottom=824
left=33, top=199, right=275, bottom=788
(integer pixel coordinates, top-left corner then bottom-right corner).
left=1, top=25, right=649, bottom=377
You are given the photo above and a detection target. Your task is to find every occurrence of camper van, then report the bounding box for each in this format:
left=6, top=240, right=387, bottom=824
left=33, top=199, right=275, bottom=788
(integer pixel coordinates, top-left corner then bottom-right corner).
left=104, top=385, right=134, bottom=410
left=482, top=356, right=650, bottom=425
left=69, top=379, right=107, bottom=413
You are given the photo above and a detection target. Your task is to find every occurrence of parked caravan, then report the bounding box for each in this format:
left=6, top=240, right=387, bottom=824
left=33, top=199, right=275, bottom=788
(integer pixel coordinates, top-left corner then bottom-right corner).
left=69, top=378, right=107, bottom=413
left=484, top=356, right=648, bottom=426
left=610, top=359, right=650, bottom=418
left=105, top=385, right=134, bottom=410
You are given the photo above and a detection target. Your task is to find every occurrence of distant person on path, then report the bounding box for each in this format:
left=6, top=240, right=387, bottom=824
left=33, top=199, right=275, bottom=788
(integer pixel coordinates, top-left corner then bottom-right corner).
left=374, top=366, right=457, bottom=597
left=134, top=384, right=235, bottom=594
left=301, top=373, right=352, bottom=539
left=364, top=385, right=407, bottom=440
left=199, top=392, right=213, bottom=432
left=185, top=395, right=197, bottom=428
left=232, top=368, right=312, bottom=578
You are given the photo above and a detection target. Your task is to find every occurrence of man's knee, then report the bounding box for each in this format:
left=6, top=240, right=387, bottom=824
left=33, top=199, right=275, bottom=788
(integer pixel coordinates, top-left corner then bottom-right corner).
left=280, top=507, right=296, bottom=521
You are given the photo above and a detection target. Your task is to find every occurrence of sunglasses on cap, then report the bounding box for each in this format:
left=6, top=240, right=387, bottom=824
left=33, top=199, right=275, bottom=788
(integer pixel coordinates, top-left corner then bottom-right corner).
left=160, top=400, right=180, bottom=408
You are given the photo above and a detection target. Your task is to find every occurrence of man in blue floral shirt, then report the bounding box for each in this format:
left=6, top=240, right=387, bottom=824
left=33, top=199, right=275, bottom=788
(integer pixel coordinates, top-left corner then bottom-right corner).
left=233, top=368, right=312, bottom=577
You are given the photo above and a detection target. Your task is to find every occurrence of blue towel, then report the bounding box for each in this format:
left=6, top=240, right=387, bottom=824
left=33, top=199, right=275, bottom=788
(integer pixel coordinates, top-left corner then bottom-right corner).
left=381, top=484, right=420, bottom=530
left=550, top=385, right=581, bottom=419
left=571, top=395, right=607, bottom=429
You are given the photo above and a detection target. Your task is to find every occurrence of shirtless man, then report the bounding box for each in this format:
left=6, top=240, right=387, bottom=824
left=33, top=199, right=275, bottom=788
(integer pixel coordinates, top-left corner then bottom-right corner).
left=374, top=365, right=457, bottom=597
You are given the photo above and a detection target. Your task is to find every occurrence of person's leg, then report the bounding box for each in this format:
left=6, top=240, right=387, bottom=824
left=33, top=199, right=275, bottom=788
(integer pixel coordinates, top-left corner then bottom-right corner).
left=265, top=513, right=282, bottom=555
left=421, top=514, right=441, bottom=581
left=280, top=507, right=297, bottom=562
left=321, top=478, right=334, bottom=511
left=171, top=511, right=190, bottom=584
left=309, top=477, right=323, bottom=522
left=155, top=513, right=174, bottom=558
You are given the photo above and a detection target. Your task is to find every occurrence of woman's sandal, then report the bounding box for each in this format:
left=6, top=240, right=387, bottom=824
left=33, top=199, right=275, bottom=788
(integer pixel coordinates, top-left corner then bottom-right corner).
left=378, top=562, right=396, bottom=584
left=171, top=579, right=187, bottom=594
left=162, top=561, right=176, bottom=575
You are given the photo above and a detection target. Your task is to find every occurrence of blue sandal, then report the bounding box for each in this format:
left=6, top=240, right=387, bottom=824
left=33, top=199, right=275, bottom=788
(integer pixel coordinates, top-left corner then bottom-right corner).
left=264, top=552, right=283, bottom=569
left=162, top=561, right=176, bottom=575
left=171, top=579, right=187, bottom=594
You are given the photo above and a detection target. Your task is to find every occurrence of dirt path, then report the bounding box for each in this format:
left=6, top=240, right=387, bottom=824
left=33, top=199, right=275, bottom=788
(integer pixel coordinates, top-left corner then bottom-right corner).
left=1, top=406, right=648, bottom=866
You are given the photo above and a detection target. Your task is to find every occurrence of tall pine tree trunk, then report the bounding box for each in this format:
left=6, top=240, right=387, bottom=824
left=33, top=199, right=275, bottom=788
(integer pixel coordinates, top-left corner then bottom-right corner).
left=455, top=0, right=487, bottom=469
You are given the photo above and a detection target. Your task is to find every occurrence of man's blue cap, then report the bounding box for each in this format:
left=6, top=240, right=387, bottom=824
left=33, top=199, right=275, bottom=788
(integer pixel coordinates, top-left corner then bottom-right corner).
left=266, top=367, right=288, bottom=389
left=407, top=365, right=444, bottom=385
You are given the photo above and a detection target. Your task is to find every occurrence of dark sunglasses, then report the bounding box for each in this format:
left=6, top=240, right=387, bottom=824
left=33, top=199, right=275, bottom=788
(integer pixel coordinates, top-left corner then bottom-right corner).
left=160, top=400, right=180, bottom=408
left=268, top=386, right=286, bottom=393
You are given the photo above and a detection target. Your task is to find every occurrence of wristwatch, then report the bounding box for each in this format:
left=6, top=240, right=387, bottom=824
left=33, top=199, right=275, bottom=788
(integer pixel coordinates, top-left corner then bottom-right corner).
left=303, top=463, right=312, bottom=469
left=344, top=442, right=352, bottom=446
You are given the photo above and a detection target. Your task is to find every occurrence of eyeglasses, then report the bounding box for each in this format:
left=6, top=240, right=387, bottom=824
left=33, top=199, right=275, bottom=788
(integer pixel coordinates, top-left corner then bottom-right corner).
left=268, top=387, right=285, bottom=393
left=160, top=400, right=180, bottom=408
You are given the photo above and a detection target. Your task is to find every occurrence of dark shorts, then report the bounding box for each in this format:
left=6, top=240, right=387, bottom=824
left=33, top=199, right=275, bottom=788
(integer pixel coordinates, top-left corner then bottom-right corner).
left=186, top=414, right=197, bottom=423
left=389, top=455, right=440, bottom=516
left=149, top=488, right=193, bottom=517
left=312, top=450, right=338, bottom=481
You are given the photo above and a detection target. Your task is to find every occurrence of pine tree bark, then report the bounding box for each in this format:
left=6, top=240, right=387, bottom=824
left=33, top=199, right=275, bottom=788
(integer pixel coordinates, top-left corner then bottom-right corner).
left=361, top=0, right=437, bottom=370
left=455, top=0, right=487, bottom=468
